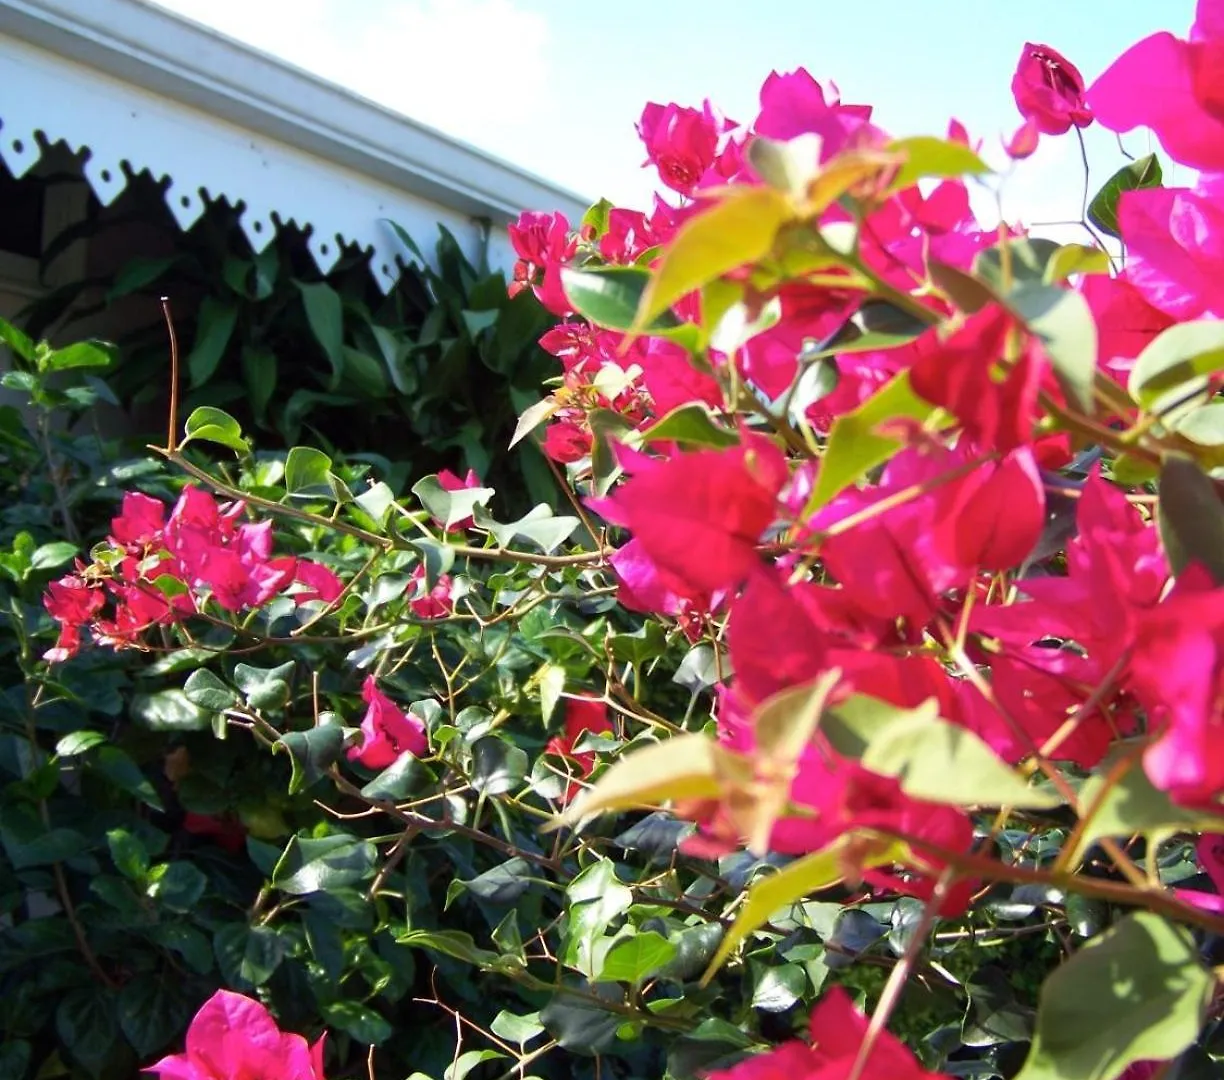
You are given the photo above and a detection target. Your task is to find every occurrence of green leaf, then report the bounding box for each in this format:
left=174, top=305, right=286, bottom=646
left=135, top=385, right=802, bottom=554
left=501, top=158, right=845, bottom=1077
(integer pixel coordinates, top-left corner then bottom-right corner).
left=747, top=134, right=825, bottom=200
left=240, top=924, right=287, bottom=984
left=56, top=989, right=118, bottom=1078
left=474, top=504, right=579, bottom=554
left=640, top=403, right=739, bottom=449
left=559, top=733, right=722, bottom=828
left=30, top=541, right=77, bottom=571
left=1015, top=912, right=1211, bottom=1080
left=1068, top=749, right=1224, bottom=867
left=132, top=689, right=212, bottom=731
left=277, top=724, right=346, bottom=794
left=1087, top=153, right=1163, bottom=239
left=187, top=296, right=240, bottom=387
left=55, top=730, right=106, bottom=757
left=118, top=975, right=192, bottom=1058
left=540, top=984, right=624, bottom=1055
left=106, top=828, right=150, bottom=882
left=146, top=861, right=208, bottom=912
left=581, top=197, right=614, bottom=237
left=241, top=346, right=278, bottom=423
left=1129, top=320, right=1224, bottom=412
left=43, top=341, right=116, bottom=372
left=285, top=446, right=335, bottom=497
left=561, top=266, right=684, bottom=336
left=1174, top=401, right=1224, bottom=446
left=321, top=1002, right=393, bottom=1047
left=1009, top=283, right=1097, bottom=416
left=805, top=370, right=937, bottom=512
left=539, top=663, right=566, bottom=725
left=829, top=695, right=1063, bottom=810
left=360, top=750, right=433, bottom=801
left=413, top=474, right=495, bottom=529
left=0, top=315, right=35, bottom=361
left=107, top=255, right=179, bottom=301
left=703, top=837, right=902, bottom=980
left=1158, top=455, right=1224, bottom=584
left=92, top=746, right=164, bottom=810
left=181, top=405, right=249, bottom=455
left=1045, top=244, right=1112, bottom=285
left=973, top=237, right=1064, bottom=292
left=444, top=1050, right=506, bottom=1080
left=470, top=736, right=528, bottom=796
left=596, top=931, right=678, bottom=986
left=296, top=281, right=346, bottom=389
left=510, top=396, right=560, bottom=449
left=397, top=928, right=501, bottom=967
left=636, top=185, right=794, bottom=330
left=750, top=962, right=806, bottom=1012
left=234, top=661, right=294, bottom=711
left=273, top=833, right=377, bottom=894
left=183, top=669, right=239, bottom=712
left=887, top=135, right=990, bottom=191
left=491, top=1010, right=545, bottom=1047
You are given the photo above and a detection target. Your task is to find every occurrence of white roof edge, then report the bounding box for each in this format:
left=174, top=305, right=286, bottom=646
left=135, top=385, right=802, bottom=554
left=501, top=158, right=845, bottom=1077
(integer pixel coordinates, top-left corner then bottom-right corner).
left=0, top=0, right=592, bottom=225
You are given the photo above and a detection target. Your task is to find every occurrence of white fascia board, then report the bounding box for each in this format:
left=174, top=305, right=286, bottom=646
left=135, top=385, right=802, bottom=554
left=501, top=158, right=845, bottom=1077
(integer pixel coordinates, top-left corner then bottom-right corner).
left=0, top=0, right=591, bottom=288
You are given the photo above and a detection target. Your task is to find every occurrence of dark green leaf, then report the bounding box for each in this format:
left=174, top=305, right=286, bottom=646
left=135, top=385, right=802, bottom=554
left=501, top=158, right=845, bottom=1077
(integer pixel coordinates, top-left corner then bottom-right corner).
left=183, top=668, right=238, bottom=711
left=296, top=281, right=346, bottom=389
left=118, top=975, right=192, bottom=1058
left=278, top=724, right=346, bottom=794
left=749, top=961, right=806, bottom=1012
left=1158, top=455, right=1224, bottom=584
left=187, top=297, right=240, bottom=387
left=56, top=989, right=118, bottom=1078
left=561, top=266, right=684, bottom=335
left=146, top=861, right=208, bottom=912
left=470, top=737, right=528, bottom=796
left=0, top=315, right=35, bottom=361
left=234, top=661, right=294, bottom=711
left=360, top=751, right=434, bottom=800
left=92, top=746, right=164, bottom=810
left=540, top=983, right=624, bottom=1055
left=106, top=828, right=150, bottom=882
left=322, top=1002, right=393, bottom=1046
left=241, top=346, right=278, bottom=423
left=1008, top=283, right=1097, bottom=416
left=273, top=833, right=377, bottom=895
left=241, top=924, right=287, bottom=984
left=1087, top=153, right=1163, bottom=238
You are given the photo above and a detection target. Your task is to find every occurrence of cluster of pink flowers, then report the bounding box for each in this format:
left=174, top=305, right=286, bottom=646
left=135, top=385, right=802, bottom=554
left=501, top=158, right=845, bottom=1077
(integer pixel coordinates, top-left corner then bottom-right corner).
left=43, top=487, right=345, bottom=662
left=506, top=0, right=1224, bottom=949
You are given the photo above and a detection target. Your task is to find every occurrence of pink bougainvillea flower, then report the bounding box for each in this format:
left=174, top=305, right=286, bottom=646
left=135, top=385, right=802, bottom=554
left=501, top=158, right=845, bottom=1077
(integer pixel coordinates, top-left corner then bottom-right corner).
left=407, top=563, right=454, bottom=620
left=435, top=468, right=484, bottom=531
left=632, top=335, right=723, bottom=416
left=1116, top=182, right=1224, bottom=320
left=43, top=571, right=105, bottom=661
left=1088, top=1, right=1224, bottom=170
left=545, top=695, right=615, bottom=802
left=1079, top=273, right=1176, bottom=386
left=909, top=304, right=1046, bottom=453
left=110, top=491, right=166, bottom=552
left=507, top=210, right=575, bottom=316
left=1176, top=834, right=1224, bottom=914
left=145, top=989, right=326, bottom=1080
left=933, top=447, right=1046, bottom=572
left=347, top=675, right=427, bottom=770
left=590, top=434, right=788, bottom=597
left=754, top=69, right=881, bottom=157
left=1004, top=116, right=1042, bottom=159
left=1011, top=43, right=1093, bottom=135
left=636, top=101, right=723, bottom=196
left=286, top=560, right=344, bottom=605
left=706, top=987, right=952, bottom=1080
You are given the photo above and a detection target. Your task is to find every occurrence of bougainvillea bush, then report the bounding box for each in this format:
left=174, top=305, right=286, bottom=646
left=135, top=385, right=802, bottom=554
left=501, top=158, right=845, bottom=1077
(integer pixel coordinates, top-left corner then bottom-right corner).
left=17, top=3, right=1224, bottom=1078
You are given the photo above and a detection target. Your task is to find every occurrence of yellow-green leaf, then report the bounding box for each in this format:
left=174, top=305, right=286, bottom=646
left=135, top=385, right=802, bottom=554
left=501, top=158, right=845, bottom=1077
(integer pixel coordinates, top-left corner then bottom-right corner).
left=831, top=695, right=1064, bottom=810
left=805, top=370, right=939, bottom=514
left=887, top=136, right=991, bottom=192
left=634, top=186, right=793, bottom=331
left=701, top=836, right=905, bottom=982
left=1128, top=320, right=1224, bottom=412
left=555, top=733, right=721, bottom=830
left=1044, top=244, right=1111, bottom=285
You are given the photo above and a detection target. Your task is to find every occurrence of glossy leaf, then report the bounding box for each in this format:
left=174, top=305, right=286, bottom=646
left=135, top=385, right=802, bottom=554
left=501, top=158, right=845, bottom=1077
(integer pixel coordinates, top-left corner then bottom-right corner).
left=561, top=266, right=692, bottom=341
left=596, top=931, right=678, bottom=986
left=186, top=297, right=240, bottom=387
left=181, top=406, right=249, bottom=455
left=1087, top=153, right=1163, bottom=238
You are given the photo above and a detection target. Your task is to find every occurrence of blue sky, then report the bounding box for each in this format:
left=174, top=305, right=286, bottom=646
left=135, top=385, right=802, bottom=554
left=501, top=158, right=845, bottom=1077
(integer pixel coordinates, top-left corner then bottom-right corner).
left=156, top=0, right=1195, bottom=234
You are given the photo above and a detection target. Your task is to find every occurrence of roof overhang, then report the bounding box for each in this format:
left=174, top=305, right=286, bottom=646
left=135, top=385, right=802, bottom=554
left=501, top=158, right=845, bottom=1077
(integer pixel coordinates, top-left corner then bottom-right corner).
left=0, top=0, right=591, bottom=289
